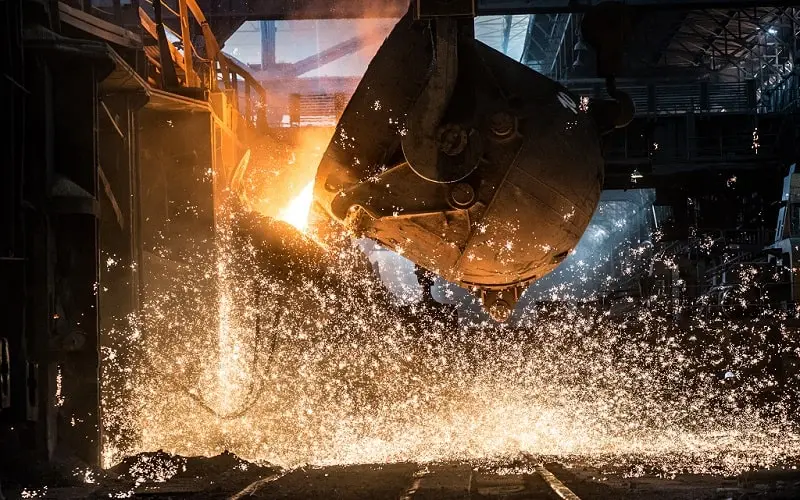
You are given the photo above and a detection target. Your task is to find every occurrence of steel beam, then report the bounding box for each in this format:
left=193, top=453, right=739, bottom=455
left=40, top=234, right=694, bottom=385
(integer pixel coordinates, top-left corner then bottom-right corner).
left=260, top=20, right=276, bottom=69
left=196, top=0, right=800, bottom=20
left=477, top=0, right=800, bottom=15
left=254, top=34, right=369, bottom=79
left=202, top=0, right=409, bottom=19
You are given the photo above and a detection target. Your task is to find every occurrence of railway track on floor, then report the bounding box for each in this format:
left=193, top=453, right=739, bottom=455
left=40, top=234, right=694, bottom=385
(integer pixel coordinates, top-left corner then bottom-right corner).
left=397, top=462, right=581, bottom=500
left=232, top=460, right=581, bottom=499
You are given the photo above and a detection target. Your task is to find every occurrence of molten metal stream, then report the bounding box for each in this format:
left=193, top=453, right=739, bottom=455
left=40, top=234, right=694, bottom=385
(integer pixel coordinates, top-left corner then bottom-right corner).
left=278, top=182, right=315, bottom=232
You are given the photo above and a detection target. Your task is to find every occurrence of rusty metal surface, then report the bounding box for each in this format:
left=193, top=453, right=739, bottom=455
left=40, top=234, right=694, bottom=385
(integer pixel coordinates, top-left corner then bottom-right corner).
left=312, top=9, right=602, bottom=317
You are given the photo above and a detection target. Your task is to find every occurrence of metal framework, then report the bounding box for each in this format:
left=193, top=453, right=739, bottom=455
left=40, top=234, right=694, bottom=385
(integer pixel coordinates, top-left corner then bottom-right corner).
left=186, top=0, right=800, bottom=20
left=519, top=6, right=800, bottom=112
left=140, top=0, right=800, bottom=116
left=474, top=14, right=531, bottom=62
left=657, top=8, right=796, bottom=77
left=477, top=0, right=800, bottom=15
left=522, top=12, right=576, bottom=78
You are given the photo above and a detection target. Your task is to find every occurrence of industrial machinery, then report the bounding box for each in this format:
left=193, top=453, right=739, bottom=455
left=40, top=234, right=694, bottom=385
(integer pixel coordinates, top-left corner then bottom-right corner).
left=311, top=2, right=634, bottom=320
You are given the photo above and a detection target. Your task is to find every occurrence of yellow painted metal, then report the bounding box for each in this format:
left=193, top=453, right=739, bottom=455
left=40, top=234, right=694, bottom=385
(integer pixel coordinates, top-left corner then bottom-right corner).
left=183, top=0, right=231, bottom=89
left=138, top=7, right=186, bottom=74
left=178, top=0, right=196, bottom=87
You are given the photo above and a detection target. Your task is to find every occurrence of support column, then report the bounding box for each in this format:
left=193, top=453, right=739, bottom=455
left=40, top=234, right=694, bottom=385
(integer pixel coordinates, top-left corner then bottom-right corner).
left=260, top=20, right=276, bottom=72
left=52, top=65, right=102, bottom=467
left=97, top=93, right=145, bottom=461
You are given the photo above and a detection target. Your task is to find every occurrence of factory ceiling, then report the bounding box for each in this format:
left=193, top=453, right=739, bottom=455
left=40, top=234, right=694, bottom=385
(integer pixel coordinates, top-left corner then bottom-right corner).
left=186, top=1, right=800, bottom=96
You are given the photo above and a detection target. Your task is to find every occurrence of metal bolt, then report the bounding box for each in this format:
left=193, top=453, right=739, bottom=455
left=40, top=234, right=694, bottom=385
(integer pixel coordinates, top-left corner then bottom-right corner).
left=437, top=124, right=468, bottom=156
left=449, top=183, right=475, bottom=208
left=489, top=299, right=512, bottom=322
left=489, top=112, right=514, bottom=137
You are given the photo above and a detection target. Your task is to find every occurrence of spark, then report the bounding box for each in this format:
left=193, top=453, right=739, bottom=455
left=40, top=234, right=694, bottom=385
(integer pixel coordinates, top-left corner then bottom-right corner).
left=752, top=127, right=760, bottom=153
left=109, top=491, right=135, bottom=498
left=21, top=488, right=48, bottom=498
left=55, top=365, right=65, bottom=407
left=579, top=96, right=589, bottom=112
left=98, top=167, right=800, bottom=480
left=74, top=468, right=97, bottom=484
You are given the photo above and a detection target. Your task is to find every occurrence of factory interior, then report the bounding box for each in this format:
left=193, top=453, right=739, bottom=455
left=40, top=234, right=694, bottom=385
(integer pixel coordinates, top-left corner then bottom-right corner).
left=3, top=0, right=800, bottom=497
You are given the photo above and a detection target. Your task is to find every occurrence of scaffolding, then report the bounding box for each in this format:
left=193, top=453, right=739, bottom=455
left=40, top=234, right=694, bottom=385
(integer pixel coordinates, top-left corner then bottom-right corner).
left=522, top=6, right=800, bottom=112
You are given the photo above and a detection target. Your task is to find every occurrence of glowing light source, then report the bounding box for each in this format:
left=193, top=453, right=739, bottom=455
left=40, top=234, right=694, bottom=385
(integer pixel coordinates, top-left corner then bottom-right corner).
left=278, top=181, right=315, bottom=232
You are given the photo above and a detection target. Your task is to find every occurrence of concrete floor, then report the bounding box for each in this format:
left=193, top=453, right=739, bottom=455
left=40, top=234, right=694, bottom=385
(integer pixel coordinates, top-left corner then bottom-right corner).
left=6, top=453, right=800, bottom=499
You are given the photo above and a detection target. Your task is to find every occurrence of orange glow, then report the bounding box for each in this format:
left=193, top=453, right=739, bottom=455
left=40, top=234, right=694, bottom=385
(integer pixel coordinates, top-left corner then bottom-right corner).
left=235, top=127, right=333, bottom=230
left=278, top=181, right=315, bottom=231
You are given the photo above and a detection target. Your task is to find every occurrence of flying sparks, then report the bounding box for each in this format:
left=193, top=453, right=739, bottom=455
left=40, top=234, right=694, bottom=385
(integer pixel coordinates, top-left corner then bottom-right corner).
left=99, top=199, right=800, bottom=479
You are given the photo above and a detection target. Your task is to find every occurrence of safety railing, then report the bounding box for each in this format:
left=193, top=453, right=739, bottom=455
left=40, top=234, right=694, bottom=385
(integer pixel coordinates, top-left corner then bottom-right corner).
left=135, top=0, right=266, bottom=128
left=224, top=54, right=268, bottom=130
left=566, top=81, right=759, bottom=116
left=604, top=128, right=777, bottom=164
left=761, top=72, right=800, bottom=114
left=693, top=228, right=775, bottom=251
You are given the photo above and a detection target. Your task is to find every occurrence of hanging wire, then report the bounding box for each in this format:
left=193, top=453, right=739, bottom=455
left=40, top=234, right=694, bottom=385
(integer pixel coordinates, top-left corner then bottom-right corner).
left=145, top=288, right=283, bottom=420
